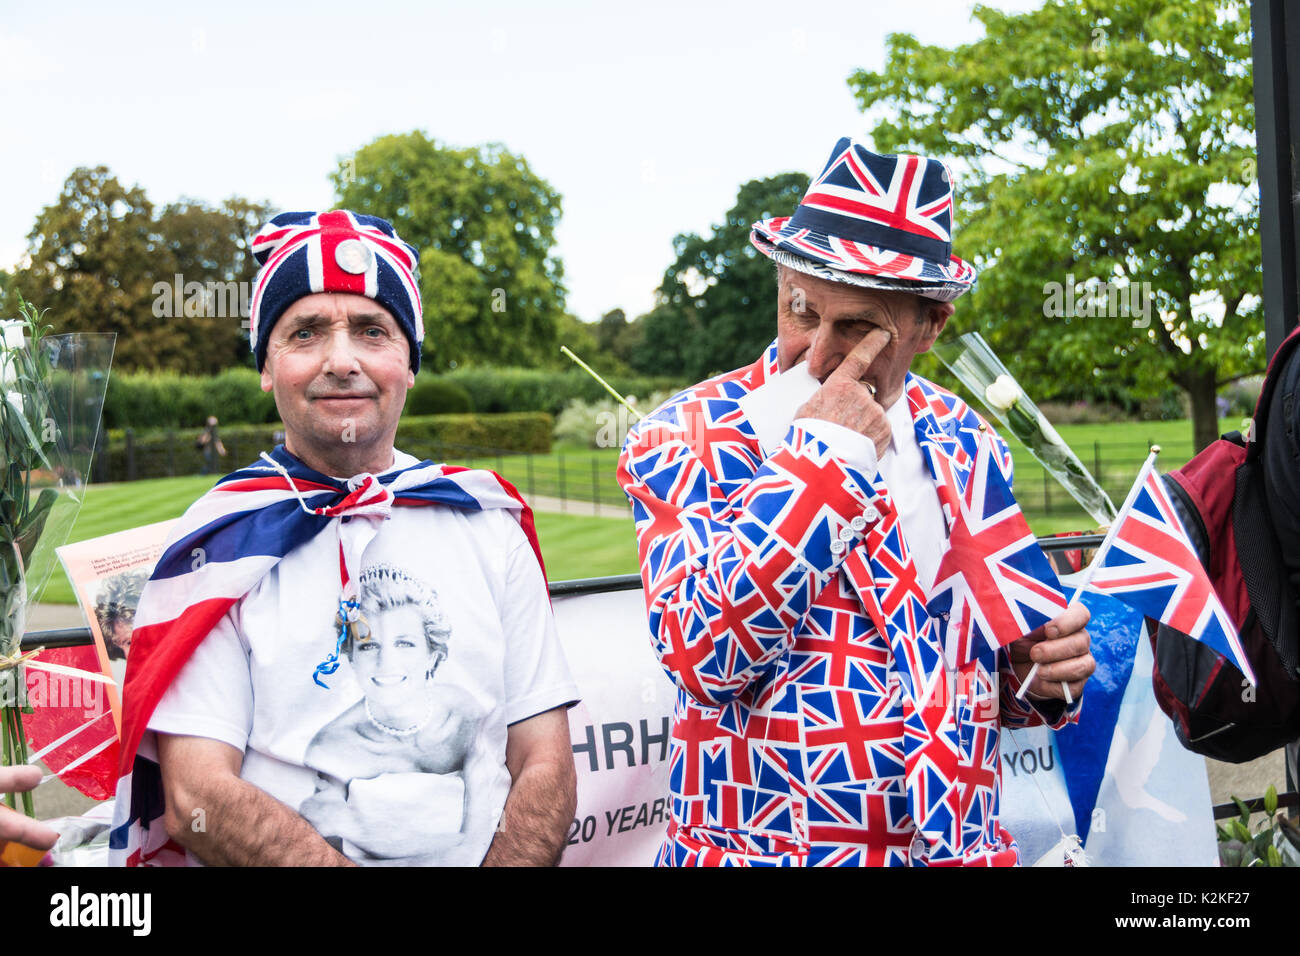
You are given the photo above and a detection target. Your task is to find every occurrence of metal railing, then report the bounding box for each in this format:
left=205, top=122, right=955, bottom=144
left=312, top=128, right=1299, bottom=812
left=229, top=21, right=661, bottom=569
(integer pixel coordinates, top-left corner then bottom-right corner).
left=97, top=431, right=1220, bottom=522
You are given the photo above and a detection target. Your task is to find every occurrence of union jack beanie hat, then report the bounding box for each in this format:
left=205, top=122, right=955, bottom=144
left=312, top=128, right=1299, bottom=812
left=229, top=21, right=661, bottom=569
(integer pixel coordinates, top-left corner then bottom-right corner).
left=751, top=138, right=977, bottom=302
left=248, top=210, right=424, bottom=371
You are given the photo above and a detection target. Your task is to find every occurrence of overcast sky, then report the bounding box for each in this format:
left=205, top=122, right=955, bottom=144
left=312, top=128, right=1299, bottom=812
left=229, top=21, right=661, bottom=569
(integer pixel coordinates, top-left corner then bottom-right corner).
left=0, top=0, right=1040, bottom=323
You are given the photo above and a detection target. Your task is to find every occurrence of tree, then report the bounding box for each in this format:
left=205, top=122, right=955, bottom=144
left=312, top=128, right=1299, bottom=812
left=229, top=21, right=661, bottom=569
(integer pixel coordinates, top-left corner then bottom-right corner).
left=13, top=167, right=171, bottom=372
left=155, top=197, right=274, bottom=371
left=551, top=310, right=603, bottom=370
left=624, top=302, right=694, bottom=378
left=596, top=308, right=627, bottom=355
left=849, top=0, right=1260, bottom=450
left=332, top=132, right=567, bottom=371
left=654, top=172, right=811, bottom=381
left=14, top=168, right=275, bottom=375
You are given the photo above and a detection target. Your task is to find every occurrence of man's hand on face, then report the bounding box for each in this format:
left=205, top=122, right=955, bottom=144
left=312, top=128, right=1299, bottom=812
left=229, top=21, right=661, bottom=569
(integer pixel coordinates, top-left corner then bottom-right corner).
left=1007, top=602, right=1095, bottom=702
left=795, top=327, right=894, bottom=458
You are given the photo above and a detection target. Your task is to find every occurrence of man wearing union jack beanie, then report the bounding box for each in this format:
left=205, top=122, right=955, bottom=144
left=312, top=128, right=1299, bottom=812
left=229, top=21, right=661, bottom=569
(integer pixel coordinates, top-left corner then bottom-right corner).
left=110, top=210, right=579, bottom=867
left=618, top=139, right=1095, bottom=866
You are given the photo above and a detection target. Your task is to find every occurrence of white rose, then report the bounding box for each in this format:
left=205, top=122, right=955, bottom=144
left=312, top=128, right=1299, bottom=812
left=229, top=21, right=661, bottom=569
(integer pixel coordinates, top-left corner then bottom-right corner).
left=0, top=319, right=26, bottom=388
left=0, top=319, right=24, bottom=351
left=984, top=374, right=1022, bottom=412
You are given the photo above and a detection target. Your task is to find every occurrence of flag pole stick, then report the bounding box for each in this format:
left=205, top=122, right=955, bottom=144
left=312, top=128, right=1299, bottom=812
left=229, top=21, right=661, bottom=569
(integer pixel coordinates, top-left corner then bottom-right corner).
left=559, top=346, right=644, bottom=419
left=1016, top=446, right=1161, bottom=704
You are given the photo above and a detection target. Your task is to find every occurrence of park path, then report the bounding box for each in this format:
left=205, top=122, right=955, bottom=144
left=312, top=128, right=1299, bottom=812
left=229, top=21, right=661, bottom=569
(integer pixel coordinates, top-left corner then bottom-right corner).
left=521, top=493, right=631, bottom=519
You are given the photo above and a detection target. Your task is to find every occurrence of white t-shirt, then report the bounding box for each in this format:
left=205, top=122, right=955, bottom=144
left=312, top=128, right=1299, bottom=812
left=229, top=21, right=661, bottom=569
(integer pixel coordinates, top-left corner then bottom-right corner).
left=740, top=363, right=947, bottom=591
left=149, top=452, right=579, bottom=866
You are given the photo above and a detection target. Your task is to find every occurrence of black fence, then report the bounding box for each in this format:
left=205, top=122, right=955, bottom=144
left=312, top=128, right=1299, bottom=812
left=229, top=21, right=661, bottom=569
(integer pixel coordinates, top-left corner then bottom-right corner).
left=96, top=432, right=1194, bottom=526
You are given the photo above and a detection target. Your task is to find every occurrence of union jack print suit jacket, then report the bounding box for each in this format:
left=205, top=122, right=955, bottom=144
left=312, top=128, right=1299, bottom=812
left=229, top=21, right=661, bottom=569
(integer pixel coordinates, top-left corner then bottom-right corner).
left=617, top=343, right=1079, bottom=867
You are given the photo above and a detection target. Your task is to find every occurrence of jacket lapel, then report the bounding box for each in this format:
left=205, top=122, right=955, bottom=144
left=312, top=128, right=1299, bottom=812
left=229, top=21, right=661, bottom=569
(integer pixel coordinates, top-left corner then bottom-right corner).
left=906, top=374, right=972, bottom=535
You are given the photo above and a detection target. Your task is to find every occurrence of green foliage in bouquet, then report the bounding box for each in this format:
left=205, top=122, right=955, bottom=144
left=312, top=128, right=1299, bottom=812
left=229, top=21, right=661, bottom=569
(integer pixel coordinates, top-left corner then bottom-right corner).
left=2, top=309, right=60, bottom=582
left=0, top=296, right=62, bottom=816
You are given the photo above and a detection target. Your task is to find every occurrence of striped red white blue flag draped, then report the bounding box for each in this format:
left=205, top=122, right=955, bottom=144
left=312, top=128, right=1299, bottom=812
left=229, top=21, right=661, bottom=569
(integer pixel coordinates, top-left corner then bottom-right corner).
left=108, top=446, right=541, bottom=866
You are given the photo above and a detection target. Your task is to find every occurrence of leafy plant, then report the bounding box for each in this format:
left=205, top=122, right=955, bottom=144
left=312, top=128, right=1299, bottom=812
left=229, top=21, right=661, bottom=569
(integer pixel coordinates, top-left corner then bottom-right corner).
left=1216, top=786, right=1300, bottom=867
left=552, top=392, right=671, bottom=450
left=0, top=295, right=60, bottom=817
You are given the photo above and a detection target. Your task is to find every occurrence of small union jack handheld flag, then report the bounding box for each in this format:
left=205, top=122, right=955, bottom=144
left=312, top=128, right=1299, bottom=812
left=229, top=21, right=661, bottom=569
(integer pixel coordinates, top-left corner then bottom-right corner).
left=1082, top=448, right=1256, bottom=686
left=926, top=428, right=1070, bottom=671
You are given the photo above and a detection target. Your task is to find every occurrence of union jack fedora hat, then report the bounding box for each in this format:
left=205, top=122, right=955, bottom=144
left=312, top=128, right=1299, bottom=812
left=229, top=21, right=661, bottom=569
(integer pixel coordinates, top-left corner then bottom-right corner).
left=751, top=137, right=977, bottom=302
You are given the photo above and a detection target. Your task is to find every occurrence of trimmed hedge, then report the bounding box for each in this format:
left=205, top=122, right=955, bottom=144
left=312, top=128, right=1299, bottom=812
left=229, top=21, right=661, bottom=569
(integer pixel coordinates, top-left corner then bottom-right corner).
left=405, top=377, right=474, bottom=415
left=101, top=412, right=552, bottom=482
left=443, top=367, right=685, bottom=416
left=102, top=366, right=684, bottom=430
left=395, top=413, right=552, bottom=458
left=103, top=368, right=279, bottom=429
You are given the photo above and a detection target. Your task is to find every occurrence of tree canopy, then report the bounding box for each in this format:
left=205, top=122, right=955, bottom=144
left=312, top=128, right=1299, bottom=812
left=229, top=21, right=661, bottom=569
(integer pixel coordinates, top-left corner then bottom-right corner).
left=849, top=0, right=1260, bottom=450
left=332, top=132, right=567, bottom=372
left=154, top=196, right=273, bottom=370
left=15, top=167, right=164, bottom=371
left=13, top=167, right=272, bottom=375
left=631, top=172, right=811, bottom=380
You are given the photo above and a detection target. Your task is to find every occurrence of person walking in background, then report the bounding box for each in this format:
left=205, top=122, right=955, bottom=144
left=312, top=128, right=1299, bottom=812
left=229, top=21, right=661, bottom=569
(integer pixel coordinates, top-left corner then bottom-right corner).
left=196, top=415, right=226, bottom=475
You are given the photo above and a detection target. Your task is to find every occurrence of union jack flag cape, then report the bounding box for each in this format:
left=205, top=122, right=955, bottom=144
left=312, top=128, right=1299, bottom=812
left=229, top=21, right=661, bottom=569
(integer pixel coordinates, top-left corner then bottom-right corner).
left=926, top=430, right=1069, bottom=670
left=1087, top=456, right=1256, bottom=685
left=108, top=446, right=541, bottom=866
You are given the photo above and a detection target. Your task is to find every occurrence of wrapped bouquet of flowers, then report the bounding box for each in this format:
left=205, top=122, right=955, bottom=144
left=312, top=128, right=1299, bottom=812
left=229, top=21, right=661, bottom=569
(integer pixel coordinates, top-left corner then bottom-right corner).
left=934, top=332, right=1116, bottom=526
left=1, top=298, right=114, bottom=819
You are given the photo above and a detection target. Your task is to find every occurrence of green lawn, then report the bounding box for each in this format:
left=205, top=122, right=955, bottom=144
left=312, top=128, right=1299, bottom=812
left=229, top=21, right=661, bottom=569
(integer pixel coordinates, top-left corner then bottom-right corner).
left=29, top=475, right=640, bottom=605
left=534, top=512, right=639, bottom=581
left=444, top=441, right=627, bottom=509
left=442, top=418, right=1235, bottom=537
left=29, top=415, right=1228, bottom=605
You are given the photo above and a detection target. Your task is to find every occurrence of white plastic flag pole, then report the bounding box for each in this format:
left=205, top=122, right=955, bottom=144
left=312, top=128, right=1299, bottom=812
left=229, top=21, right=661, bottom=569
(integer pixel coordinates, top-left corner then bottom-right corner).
left=1016, top=446, right=1161, bottom=705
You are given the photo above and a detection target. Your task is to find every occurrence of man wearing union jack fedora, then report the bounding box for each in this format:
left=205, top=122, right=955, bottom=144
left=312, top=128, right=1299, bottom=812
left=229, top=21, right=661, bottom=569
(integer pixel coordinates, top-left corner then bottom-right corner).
left=111, top=210, right=579, bottom=867
left=618, top=138, right=1095, bottom=866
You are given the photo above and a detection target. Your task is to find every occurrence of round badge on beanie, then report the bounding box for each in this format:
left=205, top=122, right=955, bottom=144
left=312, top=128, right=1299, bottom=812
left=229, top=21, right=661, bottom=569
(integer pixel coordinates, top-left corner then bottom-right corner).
left=248, top=210, right=424, bottom=371
left=750, top=137, right=977, bottom=302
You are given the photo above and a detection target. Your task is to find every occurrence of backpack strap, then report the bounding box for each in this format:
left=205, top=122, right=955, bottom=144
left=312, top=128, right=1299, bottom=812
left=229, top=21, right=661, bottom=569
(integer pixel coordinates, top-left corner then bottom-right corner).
left=1247, top=325, right=1300, bottom=461
left=1233, top=456, right=1300, bottom=678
